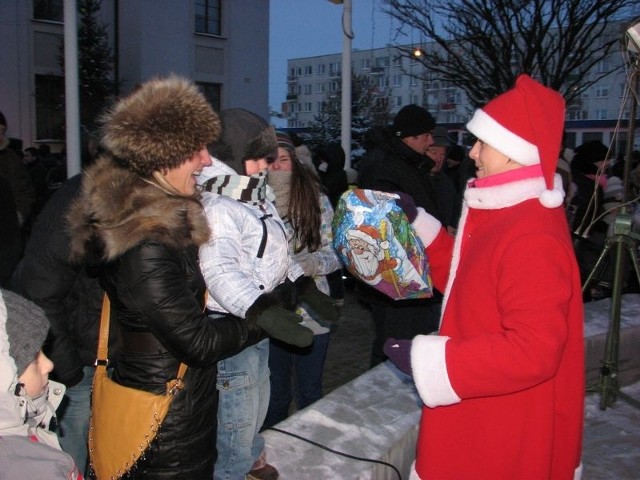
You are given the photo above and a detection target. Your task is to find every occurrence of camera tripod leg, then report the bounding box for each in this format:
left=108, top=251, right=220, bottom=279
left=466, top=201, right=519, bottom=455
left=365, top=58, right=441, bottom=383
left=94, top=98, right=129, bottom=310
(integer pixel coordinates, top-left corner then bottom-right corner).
left=597, top=236, right=640, bottom=410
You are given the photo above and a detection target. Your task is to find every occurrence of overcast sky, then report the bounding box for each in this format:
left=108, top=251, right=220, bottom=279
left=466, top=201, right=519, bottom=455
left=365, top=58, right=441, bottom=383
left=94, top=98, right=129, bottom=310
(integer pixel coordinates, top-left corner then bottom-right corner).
left=268, top=0, right=400, bottom=117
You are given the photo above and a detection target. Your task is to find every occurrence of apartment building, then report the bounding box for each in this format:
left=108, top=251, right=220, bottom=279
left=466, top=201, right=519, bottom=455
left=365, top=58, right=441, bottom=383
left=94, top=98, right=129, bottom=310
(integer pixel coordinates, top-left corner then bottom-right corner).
left=0, top=0, right=269, bottom=148
left=283, top=22, right=637, bottom=152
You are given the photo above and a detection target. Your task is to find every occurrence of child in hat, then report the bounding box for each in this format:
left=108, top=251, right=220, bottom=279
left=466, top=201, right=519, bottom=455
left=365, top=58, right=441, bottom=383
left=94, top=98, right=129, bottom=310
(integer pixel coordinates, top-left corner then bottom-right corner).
left=0, top=288, right=83, bottom=479
left=385, top=74, right=584, bottom=479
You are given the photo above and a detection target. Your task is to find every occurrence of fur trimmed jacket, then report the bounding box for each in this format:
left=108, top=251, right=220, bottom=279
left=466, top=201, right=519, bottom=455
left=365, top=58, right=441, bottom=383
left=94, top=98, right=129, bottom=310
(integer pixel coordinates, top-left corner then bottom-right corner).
left=409, top=173, right=584, bottom=479
left=67, top=156, right=253, bottom=479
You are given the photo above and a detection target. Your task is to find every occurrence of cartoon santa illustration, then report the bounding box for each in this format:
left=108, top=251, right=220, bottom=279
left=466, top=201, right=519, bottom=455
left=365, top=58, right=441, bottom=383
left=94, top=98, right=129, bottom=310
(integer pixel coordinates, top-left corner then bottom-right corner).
left=345, top=223, right=398, bottom=285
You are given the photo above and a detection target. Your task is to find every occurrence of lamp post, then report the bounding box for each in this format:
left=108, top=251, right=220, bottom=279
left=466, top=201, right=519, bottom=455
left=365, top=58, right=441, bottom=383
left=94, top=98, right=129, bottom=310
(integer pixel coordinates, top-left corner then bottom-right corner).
left=329, top=0, right=353, bottom=169
left=64, top=0, right=81, bottom=177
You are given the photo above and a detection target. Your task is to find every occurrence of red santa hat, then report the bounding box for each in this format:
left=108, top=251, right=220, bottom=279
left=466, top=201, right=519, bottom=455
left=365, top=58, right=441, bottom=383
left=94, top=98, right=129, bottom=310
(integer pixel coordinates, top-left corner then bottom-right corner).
left=347, top=225, right=381, bottom=248
left=466, top=74, right=566, bottom=208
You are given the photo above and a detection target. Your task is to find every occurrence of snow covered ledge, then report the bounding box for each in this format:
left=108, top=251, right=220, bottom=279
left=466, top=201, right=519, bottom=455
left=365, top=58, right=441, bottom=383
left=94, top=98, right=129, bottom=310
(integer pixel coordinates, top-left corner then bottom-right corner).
left=263, top=361, right=421, bottom=479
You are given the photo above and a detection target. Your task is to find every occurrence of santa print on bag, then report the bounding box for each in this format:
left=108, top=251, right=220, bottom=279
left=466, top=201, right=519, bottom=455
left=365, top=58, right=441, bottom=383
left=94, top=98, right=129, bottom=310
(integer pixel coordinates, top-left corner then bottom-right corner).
left=333, top=189, right=433, bottom=300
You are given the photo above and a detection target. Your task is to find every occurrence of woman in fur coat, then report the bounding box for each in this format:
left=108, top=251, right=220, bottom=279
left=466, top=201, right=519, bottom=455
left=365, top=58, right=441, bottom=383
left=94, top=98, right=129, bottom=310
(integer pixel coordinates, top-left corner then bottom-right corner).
left=67, top=76, right=260, bottom=479
left=386, top=75, right=584, bottom=479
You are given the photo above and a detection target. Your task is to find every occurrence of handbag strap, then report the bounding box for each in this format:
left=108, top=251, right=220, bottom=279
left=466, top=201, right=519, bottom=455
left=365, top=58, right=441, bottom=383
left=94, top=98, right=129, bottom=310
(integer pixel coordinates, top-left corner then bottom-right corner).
left=96, top=293, right=188, bottom=382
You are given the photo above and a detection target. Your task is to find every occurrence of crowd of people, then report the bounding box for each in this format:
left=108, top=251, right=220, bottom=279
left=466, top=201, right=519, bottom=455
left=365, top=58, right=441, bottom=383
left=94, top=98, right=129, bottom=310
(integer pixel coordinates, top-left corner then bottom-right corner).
left=1, top=71, right=637, bottom=479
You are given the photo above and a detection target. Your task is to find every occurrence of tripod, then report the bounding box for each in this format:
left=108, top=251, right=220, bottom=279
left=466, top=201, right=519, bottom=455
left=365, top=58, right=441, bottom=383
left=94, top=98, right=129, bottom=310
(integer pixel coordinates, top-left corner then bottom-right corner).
left=582, top=211, right=640, bottom=410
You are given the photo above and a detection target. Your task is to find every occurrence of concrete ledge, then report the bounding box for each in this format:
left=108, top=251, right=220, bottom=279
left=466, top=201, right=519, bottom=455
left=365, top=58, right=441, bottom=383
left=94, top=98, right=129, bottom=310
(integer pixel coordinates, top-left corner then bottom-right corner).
left=263, top=362, right=421, bottom=479
left=584, top=294, right=640, bottom=386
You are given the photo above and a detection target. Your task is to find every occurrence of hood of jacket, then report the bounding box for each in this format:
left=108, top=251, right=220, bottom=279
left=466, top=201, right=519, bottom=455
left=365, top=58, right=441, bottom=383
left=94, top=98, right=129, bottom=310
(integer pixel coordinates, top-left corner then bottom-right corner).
left=0, top=290, right=65, bottom=447
left=67, top=155, right=211, bottom=263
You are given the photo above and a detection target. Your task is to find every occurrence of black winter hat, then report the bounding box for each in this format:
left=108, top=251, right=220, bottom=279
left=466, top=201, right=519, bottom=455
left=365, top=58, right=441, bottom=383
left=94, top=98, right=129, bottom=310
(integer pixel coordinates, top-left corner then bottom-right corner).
left=392, top=104, right=435, bottom=138
left=571, top=140, right=608, bottom=176
left=2, top=289, right=49, bottom=376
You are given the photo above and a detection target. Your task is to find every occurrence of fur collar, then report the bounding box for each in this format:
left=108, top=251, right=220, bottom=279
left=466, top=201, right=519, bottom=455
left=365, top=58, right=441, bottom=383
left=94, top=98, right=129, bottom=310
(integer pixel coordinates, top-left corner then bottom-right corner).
left=67, top=156, right=210, bottom=262
left=464, top=173, right=563, bottom=210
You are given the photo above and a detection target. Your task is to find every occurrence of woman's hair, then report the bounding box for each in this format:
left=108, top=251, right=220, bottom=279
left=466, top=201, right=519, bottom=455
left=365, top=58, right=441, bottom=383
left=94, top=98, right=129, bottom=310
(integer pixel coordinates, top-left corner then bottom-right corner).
left=287, top=149, right=323, bottom=253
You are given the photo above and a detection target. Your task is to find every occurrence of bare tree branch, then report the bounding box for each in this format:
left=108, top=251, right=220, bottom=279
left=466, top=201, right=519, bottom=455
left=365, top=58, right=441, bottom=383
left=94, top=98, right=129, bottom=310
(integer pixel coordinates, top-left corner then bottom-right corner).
left=384, top=0, right=635, bottom=107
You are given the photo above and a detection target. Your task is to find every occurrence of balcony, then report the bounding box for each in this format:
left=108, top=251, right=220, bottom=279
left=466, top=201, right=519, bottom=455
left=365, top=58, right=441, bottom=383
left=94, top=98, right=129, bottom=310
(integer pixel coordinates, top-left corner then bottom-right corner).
left=287, top=76, right=298, bottom=83
left=286, top=94, right=298, bottom=101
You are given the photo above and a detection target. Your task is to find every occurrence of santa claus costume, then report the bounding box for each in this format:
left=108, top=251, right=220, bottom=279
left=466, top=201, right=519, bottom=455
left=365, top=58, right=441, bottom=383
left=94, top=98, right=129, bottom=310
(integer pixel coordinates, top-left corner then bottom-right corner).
left=407, top=75, right=584, bottom=479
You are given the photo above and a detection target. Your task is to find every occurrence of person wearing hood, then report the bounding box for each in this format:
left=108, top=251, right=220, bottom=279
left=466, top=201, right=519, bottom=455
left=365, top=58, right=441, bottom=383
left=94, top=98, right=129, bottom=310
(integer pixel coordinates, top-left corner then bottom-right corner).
left=0, top=288, right=83, bottom=479
left=314, top=142, right=349, bottom=209
left=66, top=76, right=260, bottom=478
left=386, top=74, right=584, bottom=479
left=198, top=108, right=318, bottom=480
left=262, top=130, right=342, bottom=429
left=356, top=105, right=443, bottom=367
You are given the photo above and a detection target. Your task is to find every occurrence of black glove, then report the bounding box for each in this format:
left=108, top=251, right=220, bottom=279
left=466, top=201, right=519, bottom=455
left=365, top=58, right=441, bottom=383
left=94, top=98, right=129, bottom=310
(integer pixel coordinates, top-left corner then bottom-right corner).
left=295, top=276, right=340, bottom=324
left=383, top=337, right=413, bottom=376
left=246, top=295, right=313, bottom=348
left=393, top=192, right=418, bottom=223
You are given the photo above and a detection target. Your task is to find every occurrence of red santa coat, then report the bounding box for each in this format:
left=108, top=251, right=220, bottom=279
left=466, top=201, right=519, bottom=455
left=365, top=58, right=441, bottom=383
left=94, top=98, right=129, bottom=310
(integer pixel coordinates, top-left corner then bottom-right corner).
left=410, top=174, right=584, bottom=480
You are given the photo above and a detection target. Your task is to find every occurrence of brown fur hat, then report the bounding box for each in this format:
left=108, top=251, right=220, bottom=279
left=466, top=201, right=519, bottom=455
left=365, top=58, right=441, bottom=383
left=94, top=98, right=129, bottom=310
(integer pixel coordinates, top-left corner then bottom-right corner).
left=101, top=75, right=221, bottom=177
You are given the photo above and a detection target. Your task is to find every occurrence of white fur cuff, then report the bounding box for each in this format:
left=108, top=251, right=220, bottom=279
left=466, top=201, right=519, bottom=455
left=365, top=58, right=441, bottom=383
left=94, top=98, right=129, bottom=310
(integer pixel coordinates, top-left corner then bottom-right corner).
left=411, top=335, right=461, bottom=407
left=412, top=208, right=441, bottom=247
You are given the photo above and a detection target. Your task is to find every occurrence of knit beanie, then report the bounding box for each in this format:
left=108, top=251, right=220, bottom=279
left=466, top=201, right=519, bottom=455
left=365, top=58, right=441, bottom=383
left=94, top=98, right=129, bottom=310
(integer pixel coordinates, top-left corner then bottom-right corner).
left=392, top=105, right=435, bottom=138
left=100, top=75, right=221, bottom=178
left=275, top=130, right=296, bottom=154
left=1, top=289, right=49, bottom=376
left=208, top=108, right=277, bottom=174
left=466, top=74, right=566, bottom=208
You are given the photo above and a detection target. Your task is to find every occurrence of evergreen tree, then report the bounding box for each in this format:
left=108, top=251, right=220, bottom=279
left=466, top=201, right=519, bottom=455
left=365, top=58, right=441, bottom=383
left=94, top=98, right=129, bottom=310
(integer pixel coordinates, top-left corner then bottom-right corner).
left=307, top=73, right=392, bottom=160
left=60, top=0, right=118, bottom=131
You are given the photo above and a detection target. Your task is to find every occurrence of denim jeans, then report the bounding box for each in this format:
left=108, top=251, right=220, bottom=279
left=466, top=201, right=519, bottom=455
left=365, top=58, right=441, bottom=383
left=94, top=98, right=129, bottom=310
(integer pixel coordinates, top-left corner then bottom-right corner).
left=57, top=365, right=94, bottom=475
left=264, top=332, right=330, bottom=428
left=214, top=338, right=270, bottom=480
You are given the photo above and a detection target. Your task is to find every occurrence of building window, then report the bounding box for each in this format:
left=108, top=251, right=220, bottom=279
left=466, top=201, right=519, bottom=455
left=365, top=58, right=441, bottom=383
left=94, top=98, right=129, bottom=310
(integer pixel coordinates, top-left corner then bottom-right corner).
left=393, top=75, right=403, bottom=87
left=195, top=0, right=221, bottom=35
left=196, top=82, right=221, bottom=111
left=33, top=0, right=63, bottom=22
left=361, top=58, right=371, bottom=70
left=392, top=56, right=402, bottom=67
left=595, top=85, right=609, bottom=98
left=396, top=96, right=403, bottom=107
left=35, top=74, right=65, bottom=140
left=304, top=65, right=313, bottom=75
left=375, top=57, right=389, bottom=68
left=304, top=84, right=312, bottom=95
left=595, top=109, right=608, bottom=120
left=318, top=64, right=326, bottom=75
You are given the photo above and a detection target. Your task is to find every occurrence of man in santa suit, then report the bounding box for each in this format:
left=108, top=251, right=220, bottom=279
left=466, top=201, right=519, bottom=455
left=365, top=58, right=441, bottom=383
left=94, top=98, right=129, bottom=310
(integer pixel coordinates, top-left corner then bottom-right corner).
left=387, top=75, right=584, bottom=479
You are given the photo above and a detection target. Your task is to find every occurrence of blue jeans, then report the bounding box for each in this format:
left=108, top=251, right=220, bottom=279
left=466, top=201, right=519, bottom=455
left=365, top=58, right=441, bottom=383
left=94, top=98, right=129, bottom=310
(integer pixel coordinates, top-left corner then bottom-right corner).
left=57, top=365, right=94, bottom=475
left=264, top=332, right=330, bottom=428
left=214, top=339, right=270, bottom=480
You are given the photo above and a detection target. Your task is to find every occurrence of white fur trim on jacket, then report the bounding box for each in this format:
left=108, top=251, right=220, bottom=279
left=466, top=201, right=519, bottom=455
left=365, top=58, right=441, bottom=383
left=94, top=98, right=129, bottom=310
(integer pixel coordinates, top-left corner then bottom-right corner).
left=411, top=334, right=461, bottom=407
left=411, top=208, right=442, bottom=247
left=464, top=174, right=564, bottom=209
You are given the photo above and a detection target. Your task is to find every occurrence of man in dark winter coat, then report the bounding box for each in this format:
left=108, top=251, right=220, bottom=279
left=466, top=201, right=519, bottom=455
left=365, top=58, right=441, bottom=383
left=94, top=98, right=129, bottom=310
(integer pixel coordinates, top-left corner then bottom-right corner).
left=357, top=104, right=443, bottom=366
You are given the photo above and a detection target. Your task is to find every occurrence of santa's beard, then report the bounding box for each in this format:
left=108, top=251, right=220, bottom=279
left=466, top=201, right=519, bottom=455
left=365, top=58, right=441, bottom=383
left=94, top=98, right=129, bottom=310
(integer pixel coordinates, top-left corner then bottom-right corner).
left=352, top=249, right=380, bottom=279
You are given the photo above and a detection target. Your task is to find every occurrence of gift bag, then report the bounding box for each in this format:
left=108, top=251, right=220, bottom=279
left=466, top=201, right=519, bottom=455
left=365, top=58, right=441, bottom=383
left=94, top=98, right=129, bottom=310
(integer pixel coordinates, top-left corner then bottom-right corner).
left=332, top=189, right=433, bottom=300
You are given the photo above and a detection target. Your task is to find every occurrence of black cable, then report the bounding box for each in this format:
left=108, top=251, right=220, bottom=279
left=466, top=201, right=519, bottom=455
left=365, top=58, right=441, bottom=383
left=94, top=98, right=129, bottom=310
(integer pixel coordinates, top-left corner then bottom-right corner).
left=266, top=426, right=403, bottom=480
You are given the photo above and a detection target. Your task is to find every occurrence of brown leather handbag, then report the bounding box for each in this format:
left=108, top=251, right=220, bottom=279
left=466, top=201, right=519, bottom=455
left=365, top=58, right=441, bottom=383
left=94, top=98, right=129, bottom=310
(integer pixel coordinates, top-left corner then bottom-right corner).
left=88, top=294, right=187, bottom=479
